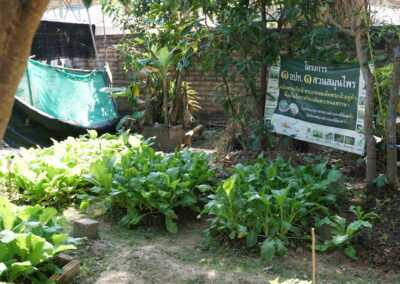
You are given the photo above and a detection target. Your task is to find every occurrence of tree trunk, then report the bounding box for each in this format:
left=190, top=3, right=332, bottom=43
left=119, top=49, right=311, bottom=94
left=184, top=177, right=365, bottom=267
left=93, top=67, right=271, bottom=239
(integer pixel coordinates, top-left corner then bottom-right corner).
left=386, top=45, right=400, bottom=187
left=162, top=78, right=169, bottom=126
left=354, top=31, right=377, bottom=186
left=170, top=71, right=183, bottom=125
left=258, top=0, right=268, bottom=120
left=0, top=1, right=49, bottom=140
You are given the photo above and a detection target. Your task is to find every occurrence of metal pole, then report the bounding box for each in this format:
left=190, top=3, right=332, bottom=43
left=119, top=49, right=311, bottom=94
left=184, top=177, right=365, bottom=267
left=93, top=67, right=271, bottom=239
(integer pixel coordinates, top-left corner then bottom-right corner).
left=86, top=7, right=98, bottom=58
left=25, top=63, right=34, bottom=106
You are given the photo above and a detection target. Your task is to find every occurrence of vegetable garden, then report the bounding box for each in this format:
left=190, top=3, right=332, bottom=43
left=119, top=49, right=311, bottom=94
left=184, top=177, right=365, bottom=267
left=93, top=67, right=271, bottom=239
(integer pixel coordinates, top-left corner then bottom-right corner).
left=0, top=130, right=394, bottom=283
left=2, top=0, right=400, bottom=283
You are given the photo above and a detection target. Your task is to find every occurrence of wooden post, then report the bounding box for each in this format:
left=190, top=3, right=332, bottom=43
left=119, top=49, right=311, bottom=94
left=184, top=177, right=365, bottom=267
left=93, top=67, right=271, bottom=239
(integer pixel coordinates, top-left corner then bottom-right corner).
left=311, top=228, right=317, bottom=284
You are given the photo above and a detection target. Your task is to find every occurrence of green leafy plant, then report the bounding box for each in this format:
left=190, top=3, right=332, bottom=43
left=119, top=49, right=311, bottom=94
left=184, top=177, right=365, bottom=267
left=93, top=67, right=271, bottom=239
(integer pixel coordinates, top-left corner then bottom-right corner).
left=0, top=197, right=76, bottom=283
left=316, top=206, right=377, bottom=260
left=374, top=174, right=388, bottom=188
left=2, top=131, right=216, bottom=233
left=203, top=156, right=344, bottom=261
left=103, top=0, right=206, bottom=127
left=4, top=131, right=144, bottom=207
left=83, top=147, right=216, bottom=233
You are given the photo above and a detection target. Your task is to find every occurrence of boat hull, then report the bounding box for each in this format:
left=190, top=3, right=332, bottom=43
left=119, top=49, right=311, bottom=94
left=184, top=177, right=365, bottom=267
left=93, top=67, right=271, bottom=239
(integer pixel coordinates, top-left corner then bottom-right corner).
left=4, top=98, right=119, bottom=148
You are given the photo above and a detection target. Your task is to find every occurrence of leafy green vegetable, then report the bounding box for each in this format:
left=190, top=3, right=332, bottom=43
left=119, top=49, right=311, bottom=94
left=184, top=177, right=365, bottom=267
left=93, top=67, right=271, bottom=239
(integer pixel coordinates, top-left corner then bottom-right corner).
left=0, top=198, right=76, bottom=283
left=2, top=132, right=216, bottom=233
left=84, top=147, right=216, bottom=232
left=203, top=156, right=345, bottom=261
left=2, top=132, right=144, bottom=207
left=316, top=205, right=377, bottom=260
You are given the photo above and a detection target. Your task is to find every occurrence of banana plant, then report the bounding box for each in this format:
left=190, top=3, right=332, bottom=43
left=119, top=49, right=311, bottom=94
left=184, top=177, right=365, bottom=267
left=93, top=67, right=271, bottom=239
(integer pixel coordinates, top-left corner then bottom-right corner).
left=139, top=45, right=177, bottom=126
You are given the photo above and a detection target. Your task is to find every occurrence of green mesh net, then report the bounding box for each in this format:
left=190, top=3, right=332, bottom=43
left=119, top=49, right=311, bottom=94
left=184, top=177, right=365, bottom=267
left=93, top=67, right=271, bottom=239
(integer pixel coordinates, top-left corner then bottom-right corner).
left=16, top=59, right=118, bottom=128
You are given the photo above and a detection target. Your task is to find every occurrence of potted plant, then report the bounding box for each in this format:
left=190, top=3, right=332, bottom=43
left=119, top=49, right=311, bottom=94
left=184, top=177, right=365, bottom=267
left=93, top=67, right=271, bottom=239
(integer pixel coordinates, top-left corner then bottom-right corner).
left=119, top=44, right=200, bottom=151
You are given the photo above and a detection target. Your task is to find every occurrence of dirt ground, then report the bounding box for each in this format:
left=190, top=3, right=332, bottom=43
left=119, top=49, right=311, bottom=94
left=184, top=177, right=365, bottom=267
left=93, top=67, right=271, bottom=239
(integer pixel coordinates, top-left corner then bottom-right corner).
left=63, top=209, right=399, bottom=284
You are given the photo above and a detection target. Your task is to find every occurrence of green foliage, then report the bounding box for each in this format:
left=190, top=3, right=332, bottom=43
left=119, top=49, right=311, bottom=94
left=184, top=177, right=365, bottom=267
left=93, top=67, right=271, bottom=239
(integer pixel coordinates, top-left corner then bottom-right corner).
left=316, top=206, right=377, bottom=260
left=0, top=198, right=76, bottom=283
left=374, top=64, right=392, bottom=137
left=5, top=132, right=142, bottom=207
left=103, top=0, right=205, bottom=126
left=291, top=26, right=356, bottom=64
left=102, top=0, right=360, bottom=147
left=203, top=156, right=344, bottom=261
left=83, top=147, right=216, bottom=232
left=374, top=174, right=388, bottom=188
left=2, top=132, right=216, bottom=233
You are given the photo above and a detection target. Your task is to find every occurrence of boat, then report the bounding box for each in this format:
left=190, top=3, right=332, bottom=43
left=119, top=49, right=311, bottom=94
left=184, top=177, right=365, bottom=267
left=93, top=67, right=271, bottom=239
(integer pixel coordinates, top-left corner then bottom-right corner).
left=4, top=59, right=119, bottom=147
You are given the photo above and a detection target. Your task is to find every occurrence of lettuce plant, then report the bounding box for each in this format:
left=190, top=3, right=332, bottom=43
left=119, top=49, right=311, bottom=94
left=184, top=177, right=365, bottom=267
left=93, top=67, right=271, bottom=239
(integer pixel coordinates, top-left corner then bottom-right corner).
left=0, top=197, right=76, bottom=283
left=3, top=131, right=144, bottom=207
left=1, top=131, right=216, bottom=233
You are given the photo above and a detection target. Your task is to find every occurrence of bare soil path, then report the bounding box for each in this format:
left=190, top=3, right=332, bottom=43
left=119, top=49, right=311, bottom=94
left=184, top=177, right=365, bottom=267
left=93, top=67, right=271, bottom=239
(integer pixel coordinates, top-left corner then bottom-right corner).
left=64, top=209, right=399, bottom=284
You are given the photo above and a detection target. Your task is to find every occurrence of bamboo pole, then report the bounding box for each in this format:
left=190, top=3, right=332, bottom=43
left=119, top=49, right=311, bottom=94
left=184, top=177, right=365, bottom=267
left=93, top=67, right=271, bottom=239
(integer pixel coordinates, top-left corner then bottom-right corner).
left=311, top=228, right=317, bottom=284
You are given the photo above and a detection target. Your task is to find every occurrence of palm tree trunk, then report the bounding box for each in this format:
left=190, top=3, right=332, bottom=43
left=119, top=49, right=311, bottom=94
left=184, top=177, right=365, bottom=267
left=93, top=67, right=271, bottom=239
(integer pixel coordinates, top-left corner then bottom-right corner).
left=0, top=0, right=50, bottom=140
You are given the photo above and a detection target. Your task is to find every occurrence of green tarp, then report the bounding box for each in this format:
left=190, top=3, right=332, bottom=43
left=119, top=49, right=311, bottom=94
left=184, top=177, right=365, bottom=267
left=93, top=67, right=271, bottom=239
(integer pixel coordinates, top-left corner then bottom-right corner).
left=16, top=59, right=118, bottom=128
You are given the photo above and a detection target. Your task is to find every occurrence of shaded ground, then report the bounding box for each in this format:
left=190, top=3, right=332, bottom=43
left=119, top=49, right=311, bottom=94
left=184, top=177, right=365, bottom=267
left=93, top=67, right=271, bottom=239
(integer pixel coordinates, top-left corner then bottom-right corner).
left=361, top=189, right=400, bottom=268
left=63, top=210, right=399, bottom=284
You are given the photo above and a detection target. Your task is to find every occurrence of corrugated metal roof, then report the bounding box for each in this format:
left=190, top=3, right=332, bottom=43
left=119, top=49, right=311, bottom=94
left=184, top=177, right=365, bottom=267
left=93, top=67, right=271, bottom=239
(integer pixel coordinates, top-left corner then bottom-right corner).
left=42, top=4, right=124, bottom=35
left=372, top=3, right=400, bottom=25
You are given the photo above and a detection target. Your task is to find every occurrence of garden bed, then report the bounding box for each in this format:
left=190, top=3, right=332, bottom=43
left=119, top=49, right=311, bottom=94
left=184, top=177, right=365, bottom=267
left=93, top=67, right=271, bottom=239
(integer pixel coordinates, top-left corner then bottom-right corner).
left=1, top=131, right=400, bottom=283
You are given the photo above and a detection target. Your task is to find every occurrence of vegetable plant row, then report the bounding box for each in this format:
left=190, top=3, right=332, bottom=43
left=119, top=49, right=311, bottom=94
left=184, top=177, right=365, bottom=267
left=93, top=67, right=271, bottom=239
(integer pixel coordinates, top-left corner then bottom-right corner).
left=1, top=131, right=216, bottom=233
left=203, top=157, right=375, bottom=260
left=0, top=132, right=375, bottom=265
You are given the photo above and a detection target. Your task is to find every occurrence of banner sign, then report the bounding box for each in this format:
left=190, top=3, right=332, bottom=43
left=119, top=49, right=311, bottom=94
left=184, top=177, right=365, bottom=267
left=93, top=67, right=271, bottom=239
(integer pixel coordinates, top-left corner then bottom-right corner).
left=265, top=58, right=366, bottom=155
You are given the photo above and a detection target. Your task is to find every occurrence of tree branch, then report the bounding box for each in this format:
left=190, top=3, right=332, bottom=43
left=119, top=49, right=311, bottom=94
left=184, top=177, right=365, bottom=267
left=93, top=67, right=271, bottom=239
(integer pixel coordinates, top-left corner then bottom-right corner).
left=325, top=14, right=355, bottom=37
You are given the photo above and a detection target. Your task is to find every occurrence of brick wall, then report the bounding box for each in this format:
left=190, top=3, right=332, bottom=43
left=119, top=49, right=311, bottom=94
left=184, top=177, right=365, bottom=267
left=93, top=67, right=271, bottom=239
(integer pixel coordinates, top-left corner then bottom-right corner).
left=71, top=35, right=128, bottom=86
left=71, top=35, right=228, bottom=126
